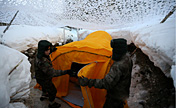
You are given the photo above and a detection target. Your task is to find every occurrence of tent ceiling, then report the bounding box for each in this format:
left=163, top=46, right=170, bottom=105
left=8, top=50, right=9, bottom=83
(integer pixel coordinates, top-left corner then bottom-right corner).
left=0, top=0, right=175, bottom=29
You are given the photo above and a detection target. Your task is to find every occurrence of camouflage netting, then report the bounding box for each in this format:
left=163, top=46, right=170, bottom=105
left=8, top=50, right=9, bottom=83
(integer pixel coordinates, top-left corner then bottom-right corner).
left=0, top=0, right=175, bottom=29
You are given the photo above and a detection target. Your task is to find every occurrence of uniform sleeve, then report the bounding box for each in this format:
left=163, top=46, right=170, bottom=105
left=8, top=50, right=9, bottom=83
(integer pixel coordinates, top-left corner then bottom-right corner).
left=93, top=65, right=122, bottom=90
left=41, top=61, right=67, bottom=78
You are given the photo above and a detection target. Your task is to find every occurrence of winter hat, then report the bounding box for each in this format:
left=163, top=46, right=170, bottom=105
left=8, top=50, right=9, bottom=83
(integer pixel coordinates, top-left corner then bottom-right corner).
left=111, top=38, right=127, bottom=61
left=37, top=40, right=52, bottom=59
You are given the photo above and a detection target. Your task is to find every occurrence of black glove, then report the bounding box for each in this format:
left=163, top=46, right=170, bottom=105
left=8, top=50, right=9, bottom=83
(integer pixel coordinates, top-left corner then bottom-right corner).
left=88, top=79, right=96, bottom=88
left=66, top=70, right=78, bottom=77
left=78, top=76, right=89, bottom=86
left=65, top=70, right=72, bottom=75
left=71, top=71, right=78, bottom=77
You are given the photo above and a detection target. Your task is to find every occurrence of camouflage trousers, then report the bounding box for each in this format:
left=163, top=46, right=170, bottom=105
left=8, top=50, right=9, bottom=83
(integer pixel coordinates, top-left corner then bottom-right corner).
left=36, top=79, right=57, bottom=102
left=103, top=95, right=125, bottom=108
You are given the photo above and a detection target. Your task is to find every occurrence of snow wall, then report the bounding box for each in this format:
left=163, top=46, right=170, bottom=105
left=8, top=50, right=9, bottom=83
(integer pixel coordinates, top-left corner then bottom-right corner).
left=0, top=44, right=31, bottom=108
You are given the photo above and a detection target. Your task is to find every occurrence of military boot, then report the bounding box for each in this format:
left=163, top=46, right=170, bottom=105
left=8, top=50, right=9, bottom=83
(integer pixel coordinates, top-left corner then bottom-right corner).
left=40, top=92, right=49, bottom=101
left=48, top=102, right=61, bottom=108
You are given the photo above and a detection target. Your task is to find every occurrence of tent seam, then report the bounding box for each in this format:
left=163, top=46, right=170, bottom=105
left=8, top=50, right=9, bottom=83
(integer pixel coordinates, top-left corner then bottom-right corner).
left=51, top=50, right=111, bottom=62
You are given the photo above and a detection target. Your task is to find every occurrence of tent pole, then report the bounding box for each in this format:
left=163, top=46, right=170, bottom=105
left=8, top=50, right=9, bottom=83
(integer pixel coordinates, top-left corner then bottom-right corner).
left=1, top=10, right=19, bottom=45
left=3, top=10, right=19, bottom=34
left=63, top=27, right=66, bottom=44
left=160, top=6, right=176, bottom=23
left=84, top=87, right=92, bottom=108
left=77, top=28, right=79, bottom=41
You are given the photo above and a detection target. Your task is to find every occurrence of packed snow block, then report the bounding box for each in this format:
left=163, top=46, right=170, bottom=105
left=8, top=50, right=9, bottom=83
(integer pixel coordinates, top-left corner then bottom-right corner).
left=131, top=18, right=175, bottom=77
left=0, top=45, right=31, bottom=108
left=0, top=25, right=64, bottom=51
left=78, top=29, right=96, bottom=41
left=106, top=30, right=132, bottom=44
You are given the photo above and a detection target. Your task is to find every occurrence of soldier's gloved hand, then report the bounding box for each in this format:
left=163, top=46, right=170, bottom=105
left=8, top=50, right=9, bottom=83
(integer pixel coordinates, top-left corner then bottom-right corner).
left=65, top=70, right=72, bottom=75
left=67, top=70, right=78, bottom=77
left=88, top=79, right=96, bottom=88
left=78, top=76, right=89, bottom=86
left=71, top=71, right=78, bottom=77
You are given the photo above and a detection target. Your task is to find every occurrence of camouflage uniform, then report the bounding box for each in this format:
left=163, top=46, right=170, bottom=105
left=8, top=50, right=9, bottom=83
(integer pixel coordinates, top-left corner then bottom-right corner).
left=92, top=53, right=133, bottom=108
left=35, top=56, right=68, bottom=102
left=80, top=53, right=133, bottom=108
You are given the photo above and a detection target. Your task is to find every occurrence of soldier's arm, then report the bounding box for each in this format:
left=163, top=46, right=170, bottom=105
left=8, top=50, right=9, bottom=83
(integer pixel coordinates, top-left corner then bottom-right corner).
left=52, top=69, right=68, bottom=77
left=41, top=62, right=68, bottom=78
left=91, top=66, right=122, bottom=90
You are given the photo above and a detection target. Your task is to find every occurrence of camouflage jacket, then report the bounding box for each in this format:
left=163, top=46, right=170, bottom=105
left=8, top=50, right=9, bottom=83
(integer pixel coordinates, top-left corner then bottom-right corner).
left=92, top=53, right=133, bottom=100
left=35, top=56, right=67, bottom=80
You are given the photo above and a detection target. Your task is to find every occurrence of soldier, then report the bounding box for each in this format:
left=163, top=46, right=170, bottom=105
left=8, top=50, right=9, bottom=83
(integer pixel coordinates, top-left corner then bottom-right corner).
left=79, top=38, right=133, bottom=108
left=35, top=40, right=71, bottom=108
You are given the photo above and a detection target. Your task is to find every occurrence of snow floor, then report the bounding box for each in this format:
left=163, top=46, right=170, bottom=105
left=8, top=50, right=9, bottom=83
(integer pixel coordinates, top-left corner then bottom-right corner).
left=25, top=79, right=71, bottom=108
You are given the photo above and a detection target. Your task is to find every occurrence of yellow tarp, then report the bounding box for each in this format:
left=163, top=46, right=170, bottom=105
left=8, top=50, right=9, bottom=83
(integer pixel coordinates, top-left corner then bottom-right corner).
left=35, top=31, right=129, bottom=108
